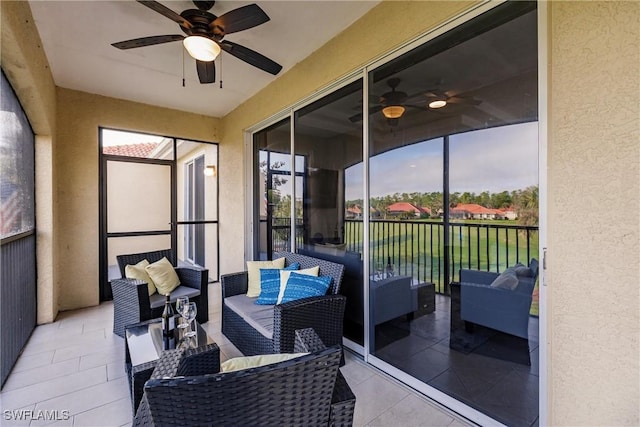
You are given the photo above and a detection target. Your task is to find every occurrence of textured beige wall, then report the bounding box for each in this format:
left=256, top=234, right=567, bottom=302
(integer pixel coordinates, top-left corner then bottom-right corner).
left=219, top=1, right=475, bottom=273
left=547, top=2, right=639, bottom=425
left=1, top=1, right=59, bottom=323
left=56, top=88, right=220, bottom=310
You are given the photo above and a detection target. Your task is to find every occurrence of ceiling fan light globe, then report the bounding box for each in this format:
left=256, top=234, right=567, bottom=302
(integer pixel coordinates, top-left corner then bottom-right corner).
left=429, top=99, right=447, bottom=109
left=382, top=105, right=405, bottom=119
left=183, top=36, right=220, bottom=61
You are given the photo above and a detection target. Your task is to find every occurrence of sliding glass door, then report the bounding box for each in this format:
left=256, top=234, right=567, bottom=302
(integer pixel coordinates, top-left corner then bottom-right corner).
left=250, top=2, right=539, bottom=424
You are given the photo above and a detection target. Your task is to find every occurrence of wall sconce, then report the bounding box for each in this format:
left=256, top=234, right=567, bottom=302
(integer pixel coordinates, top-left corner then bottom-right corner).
left=204, top=165, right=217, bottom=177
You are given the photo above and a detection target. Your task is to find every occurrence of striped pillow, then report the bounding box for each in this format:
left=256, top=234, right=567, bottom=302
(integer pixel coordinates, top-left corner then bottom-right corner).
left=278, top=272, right=332, bottom=304
left=255, top=263, right=300, bottom=305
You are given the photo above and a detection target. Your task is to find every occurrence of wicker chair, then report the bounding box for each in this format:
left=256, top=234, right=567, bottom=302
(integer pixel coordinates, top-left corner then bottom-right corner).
left=111, top=249, right=209, bottom=337
left=221, top=251, right=346, bottom=361
left=133, top=328, right=356, bottom=427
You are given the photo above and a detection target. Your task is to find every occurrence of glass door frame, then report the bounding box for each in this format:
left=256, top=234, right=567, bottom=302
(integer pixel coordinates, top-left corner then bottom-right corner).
left=98, top=144, right=176, bottom=302
left=99, top=128, right=221, bottom=301
left=244, top=1, right=548, bottom=424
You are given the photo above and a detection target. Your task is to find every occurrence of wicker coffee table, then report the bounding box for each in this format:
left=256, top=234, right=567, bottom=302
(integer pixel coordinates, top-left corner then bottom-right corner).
left=124, top=318, right=213, bottom=414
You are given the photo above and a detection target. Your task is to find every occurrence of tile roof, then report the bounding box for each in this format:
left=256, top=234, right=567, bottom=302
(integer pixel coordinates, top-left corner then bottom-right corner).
left=102, top=142, right=159, bottom=158
left=387, top=202, right=428, bottom=214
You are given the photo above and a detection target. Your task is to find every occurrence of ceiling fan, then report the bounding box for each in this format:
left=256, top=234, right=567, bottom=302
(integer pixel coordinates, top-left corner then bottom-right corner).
left=111, top=0, right=282, bottom=84
left=349, top=78, right=482, bottom=124
left=423, top=88, right=482, bottom=109
left=348, top=78, right=427, bottom=124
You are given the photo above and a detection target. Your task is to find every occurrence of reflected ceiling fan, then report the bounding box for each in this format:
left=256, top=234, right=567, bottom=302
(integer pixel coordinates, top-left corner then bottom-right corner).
left=349, top=78, right=482, bottom=124
left=348, top=78, right=421, bottom=124
left=423, top=87, right=482, bottom=109
left=111, top=0, right=282, bottom=84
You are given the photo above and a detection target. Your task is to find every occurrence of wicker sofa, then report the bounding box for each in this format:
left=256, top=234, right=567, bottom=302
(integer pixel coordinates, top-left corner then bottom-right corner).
left=133, top=328, right=356, bottom=426
left=221, top=251, right=346, bottom=359
left=111, top=249, right=209, bottom=337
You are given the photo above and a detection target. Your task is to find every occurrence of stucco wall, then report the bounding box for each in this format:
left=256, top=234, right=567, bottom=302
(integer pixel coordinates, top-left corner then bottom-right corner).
left=547, top=2, right=639, bottom=425
left=1, top=0, right=58, bottom=323
left=56, top=88, right=220, bottom=310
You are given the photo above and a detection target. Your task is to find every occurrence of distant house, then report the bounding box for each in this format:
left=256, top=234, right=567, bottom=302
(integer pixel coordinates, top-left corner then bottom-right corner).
left=451, top=203, right=504, bottom=220
left=387, top=202, right=430, bottom=218
left=346, top=205, right=362, bottom=219
left=497, top=207, right=518, bottom=220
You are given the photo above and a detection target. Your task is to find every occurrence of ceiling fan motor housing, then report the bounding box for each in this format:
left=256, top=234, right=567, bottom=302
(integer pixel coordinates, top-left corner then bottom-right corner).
left=180, top=9, right=224, bottom=40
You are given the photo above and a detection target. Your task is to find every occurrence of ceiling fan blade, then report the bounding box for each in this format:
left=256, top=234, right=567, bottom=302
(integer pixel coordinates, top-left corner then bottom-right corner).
left=211, top=4, right=269, bottom=34
left=219, top=41, right=282, bottom=75
left=137, top=0, right=193, bottom=29
left=447, top=96, right=482, bottom=105
left=112, top=34, right=184, bottom=50
left=196, top=60, right=216, bottom=84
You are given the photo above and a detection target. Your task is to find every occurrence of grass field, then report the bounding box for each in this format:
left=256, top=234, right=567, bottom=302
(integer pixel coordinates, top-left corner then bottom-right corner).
left=344, top=219, right=540, bottom=315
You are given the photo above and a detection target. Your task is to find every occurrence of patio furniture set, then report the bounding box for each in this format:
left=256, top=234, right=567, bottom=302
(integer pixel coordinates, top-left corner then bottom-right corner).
left=113, top=249, right=356, bottom=426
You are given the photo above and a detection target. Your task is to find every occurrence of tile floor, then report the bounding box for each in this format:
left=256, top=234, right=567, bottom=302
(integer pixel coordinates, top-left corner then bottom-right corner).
left=0, top=283, right=475, bottom=427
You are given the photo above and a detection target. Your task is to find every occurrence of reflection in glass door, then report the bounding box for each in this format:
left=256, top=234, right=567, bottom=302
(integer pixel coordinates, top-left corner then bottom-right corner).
left=366, top=3, right=539, bottom=425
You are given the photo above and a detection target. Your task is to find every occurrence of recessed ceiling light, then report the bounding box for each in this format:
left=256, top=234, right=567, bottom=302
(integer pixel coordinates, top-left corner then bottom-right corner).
left=429, top=100, right=447, bottom=109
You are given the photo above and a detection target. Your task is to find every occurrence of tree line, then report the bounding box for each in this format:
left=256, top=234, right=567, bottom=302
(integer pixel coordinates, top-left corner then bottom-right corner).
left=348, top=186, right=539, bottom=225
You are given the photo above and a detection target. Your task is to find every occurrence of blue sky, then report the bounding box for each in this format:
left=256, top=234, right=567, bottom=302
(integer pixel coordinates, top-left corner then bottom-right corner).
left=346, top=121, right=538, bottom=200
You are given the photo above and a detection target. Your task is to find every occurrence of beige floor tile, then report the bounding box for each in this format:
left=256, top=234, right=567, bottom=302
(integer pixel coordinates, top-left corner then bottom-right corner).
left=351, top=374, right=410, bottom=426
left=0, top=366, right=107, bottom=410
left=106, top=361, right=127, bottom=381
left=73, top=397, right=132, bottom=427
left=366, top=394, right=459, bottom=427
left=1, top=358, right=80, bottom=392
left=33, top=376, right=129, bottom=418
left=10, top=351, right=55, bottom=374
left=21, top=330, right=107, bottom=357
left=341, top=353, right=376, bottom=386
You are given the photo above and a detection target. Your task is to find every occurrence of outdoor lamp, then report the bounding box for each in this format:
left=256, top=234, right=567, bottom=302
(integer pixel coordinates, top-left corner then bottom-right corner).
left=183, top=36, right=221, bottom=62
left=204, top=165, right=217, bottom=177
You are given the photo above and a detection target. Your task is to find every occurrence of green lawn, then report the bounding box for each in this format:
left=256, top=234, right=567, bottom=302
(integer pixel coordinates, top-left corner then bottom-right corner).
left=344, top=219, right=540, bottom=315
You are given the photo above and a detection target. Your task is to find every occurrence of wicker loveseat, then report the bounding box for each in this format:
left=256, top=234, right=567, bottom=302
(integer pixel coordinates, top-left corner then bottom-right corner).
left=221, top=251, right=346, bottom=359
left=133, top=328, right=356, bottom=427
left=111, top=249, right=209, bottom=337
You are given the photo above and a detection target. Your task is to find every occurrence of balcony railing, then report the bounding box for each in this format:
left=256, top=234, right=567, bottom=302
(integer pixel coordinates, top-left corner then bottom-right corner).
left=345, top=219, right=538, bottom=293
left=265, top=217, right=538, bottom=294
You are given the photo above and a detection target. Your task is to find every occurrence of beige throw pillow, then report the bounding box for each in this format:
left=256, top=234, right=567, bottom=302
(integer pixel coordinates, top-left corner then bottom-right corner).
left=220, top=352, right=308, bottom=373
left=125, top=259, right=157, bottom=296
left=145, top=257, right=180, bottom=296
left=277, top=266, right=320, bottom=304
left=246, top=257, right=285, bottom=297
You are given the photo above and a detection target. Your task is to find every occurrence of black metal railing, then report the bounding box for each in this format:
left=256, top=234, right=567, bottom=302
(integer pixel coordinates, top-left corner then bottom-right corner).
left=263, top=218, right=304, bottom=253
left=263, top=217, right=538, bottom=294
left=345, top=219, right=538, bottom=293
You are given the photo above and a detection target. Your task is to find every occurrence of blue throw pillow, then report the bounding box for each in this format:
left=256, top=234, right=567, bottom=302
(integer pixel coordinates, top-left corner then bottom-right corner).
left=255, top=263, right=299, bottom=305
left=279, top=272, right=332, bottom=304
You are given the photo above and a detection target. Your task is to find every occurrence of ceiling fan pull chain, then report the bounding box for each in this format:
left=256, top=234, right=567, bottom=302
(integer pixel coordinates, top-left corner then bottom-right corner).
left=182, top=48, right=186, bottom=87
left=219, top=54, right=223, bottom=89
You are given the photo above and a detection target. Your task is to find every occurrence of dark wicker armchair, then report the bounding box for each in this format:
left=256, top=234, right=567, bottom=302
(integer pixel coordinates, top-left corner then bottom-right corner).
left=221, top=251, right=346, bottom=361
left=111, top=249, right=209, bottom=337
left=133, top=328, right=356, bottom=427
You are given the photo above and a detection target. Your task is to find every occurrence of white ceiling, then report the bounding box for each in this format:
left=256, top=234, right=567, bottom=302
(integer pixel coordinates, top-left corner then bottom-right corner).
left=29, top=0, right=379, bottom=117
